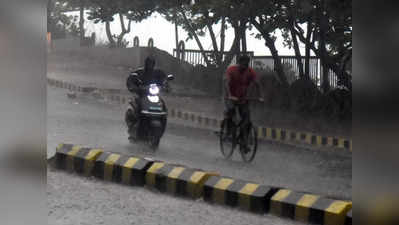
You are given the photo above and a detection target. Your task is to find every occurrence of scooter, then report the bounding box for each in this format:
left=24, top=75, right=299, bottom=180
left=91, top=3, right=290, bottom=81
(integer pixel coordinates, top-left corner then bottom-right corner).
left=125, top=72, right=174, bottom=150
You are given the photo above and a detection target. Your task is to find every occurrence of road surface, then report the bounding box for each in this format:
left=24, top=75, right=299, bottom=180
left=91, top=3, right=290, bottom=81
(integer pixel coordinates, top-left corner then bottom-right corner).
left=47, top=85, right=351, bottom=224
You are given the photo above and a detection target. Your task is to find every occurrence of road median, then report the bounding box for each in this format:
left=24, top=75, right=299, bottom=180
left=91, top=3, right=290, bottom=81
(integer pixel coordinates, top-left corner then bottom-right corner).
left=50, top=143, right=352, bottom=225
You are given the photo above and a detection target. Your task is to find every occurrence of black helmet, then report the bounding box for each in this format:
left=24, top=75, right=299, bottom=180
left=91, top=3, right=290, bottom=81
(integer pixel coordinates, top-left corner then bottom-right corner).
left=238, top=55, right=250, bottom=65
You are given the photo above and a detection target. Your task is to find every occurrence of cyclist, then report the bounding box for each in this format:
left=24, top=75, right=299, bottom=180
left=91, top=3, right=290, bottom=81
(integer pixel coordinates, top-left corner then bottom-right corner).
left=224, top=55, right=264, bottom=153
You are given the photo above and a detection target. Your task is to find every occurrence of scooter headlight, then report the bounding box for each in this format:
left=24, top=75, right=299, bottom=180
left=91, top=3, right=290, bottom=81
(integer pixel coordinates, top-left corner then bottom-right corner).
left=149, top=84, right=160, bottom=95
left=147, top=95, right=160, bottom=103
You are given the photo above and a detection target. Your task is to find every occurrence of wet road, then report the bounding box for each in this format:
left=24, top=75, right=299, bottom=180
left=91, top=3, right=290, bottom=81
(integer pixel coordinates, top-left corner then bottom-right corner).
left=47, top=86, right=351, bottom=200
left=48, top=166, right=305, bottom=225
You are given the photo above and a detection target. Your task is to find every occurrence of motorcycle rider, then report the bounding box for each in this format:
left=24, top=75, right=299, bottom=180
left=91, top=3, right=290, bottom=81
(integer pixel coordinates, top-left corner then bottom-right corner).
left=126, top=56, right=168, bottom=141
left=224, top=55, right=264, bottom=152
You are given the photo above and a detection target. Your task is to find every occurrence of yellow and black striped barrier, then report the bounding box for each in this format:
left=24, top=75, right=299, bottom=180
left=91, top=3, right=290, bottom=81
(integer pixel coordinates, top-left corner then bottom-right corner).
left=168, top=108, right=221, bottom=130
left=203, top=176, right=278, bottom=213
left=167, top=107, right=352, bottom=152
left=52, top=144, right=353, bottom=224
left=256, top=127, right=352, bottom=151
left=94, top=152, right=154, bottom=186
left=270, top=189, right=352, bottom=225
left=145, top=162, right=219, bottom=199
left=55, top=143, right=103, bottom=176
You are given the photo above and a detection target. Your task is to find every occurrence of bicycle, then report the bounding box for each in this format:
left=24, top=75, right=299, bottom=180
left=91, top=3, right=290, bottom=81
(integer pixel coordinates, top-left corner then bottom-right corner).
left=219, top=97, right=261, bottom=162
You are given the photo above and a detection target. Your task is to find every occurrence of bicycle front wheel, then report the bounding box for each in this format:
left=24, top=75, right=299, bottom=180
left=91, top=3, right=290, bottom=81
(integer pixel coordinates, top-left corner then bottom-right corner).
left=219, top=119, right=235, bottom=159
left=240, top=124, right=258, bottom=162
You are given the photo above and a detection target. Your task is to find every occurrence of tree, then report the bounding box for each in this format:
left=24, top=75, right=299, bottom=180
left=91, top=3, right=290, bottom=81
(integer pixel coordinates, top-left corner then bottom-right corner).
left=57, top=0, right=90, bottom=44
left=157, top=0, right=246, bottom=69
left=288, top=0, right=352, bottom=90
left=87, top=0, right=157, bottom=47
left=47, top=0, right=80, bottom=39
left=250, top=0, right=352, bottom=90
left=243, top=0, right=290, bottom=87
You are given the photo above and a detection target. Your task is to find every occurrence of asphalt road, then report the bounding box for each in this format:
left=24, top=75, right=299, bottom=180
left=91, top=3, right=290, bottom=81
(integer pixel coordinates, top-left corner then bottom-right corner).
left=47, top=86, right=351, bottom=200
left=47, top=85, right=351, bottom=224
left=48, top=166, right=304, bottom=225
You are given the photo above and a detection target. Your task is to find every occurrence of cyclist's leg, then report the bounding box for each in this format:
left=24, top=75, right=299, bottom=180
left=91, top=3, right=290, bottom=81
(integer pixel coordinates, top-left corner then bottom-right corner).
left=239, top=103, right=251, bottom=151
left=224, top=99, right=235, bottom=136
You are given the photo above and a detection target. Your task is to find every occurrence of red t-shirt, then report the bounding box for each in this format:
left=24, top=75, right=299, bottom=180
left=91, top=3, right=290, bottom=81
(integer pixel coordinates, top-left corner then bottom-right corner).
left=226, top=65, right=257, bottom=99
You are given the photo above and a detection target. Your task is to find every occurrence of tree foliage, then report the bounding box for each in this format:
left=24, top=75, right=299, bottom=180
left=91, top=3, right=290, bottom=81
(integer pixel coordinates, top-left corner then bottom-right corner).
left=48, top=0, right=352, bottom=88
left=86, top=0, right=157, bottom=47
left=47, top=0, right=80, bottom=39
left=153, top=0, right=351, bottom=89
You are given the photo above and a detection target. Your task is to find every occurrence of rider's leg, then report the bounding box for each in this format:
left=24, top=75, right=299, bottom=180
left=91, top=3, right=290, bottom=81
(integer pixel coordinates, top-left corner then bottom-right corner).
left=128, top=97, right=140, bottom=140
left=239, top=103, right=251, bottom=152
left=161, top=99, right=167, bottom=134
left=224, top=99, right=235, bottom=136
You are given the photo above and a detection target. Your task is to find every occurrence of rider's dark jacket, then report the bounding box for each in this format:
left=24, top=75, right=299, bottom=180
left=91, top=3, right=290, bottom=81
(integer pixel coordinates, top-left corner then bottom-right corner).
left=127, top=67, right=167, bottom=95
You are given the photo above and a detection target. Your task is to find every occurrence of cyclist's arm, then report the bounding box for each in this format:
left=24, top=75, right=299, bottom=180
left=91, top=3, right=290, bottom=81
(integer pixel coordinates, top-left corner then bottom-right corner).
left=254, top=79, right=264, bottom=100
left=250, top=69, right=264, bottom=101
left=224, top=70, right=233, bottom=99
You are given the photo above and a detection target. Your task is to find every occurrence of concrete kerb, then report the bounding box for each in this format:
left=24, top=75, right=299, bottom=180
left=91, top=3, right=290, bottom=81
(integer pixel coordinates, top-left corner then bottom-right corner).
left=51, top=143, right=352, bottom=225
left=270, top=189, right=352, bottom=225
left=94, top=151, right=154, bottom=186
left=167, top=108, right=352, bottom=152
left=145, top=162, right=219, bottom=199
left=203, top=175, right=279, bottom=214
left=47, top=77, right=352, bottom=152
left=54, top=143, right=103, bottom=176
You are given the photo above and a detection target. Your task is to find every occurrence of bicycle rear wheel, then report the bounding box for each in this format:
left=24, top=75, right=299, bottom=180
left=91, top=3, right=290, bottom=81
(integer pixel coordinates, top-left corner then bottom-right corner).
left=239, top=124, right=257, bottom=162
left=219, top=119, right=235, bottom=159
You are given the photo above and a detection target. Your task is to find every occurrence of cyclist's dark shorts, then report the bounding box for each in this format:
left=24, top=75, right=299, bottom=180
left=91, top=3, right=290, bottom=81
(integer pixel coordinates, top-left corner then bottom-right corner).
left=224, top=99, right=250, bottom=122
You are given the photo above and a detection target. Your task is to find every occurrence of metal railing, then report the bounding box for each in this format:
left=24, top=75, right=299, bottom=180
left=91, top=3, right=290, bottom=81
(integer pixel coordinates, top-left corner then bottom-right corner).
left=173, top=49, right=254, bottom=67
left=172, top=49, right=340, bottom=89
left=252, top=55, right=339, bottom=89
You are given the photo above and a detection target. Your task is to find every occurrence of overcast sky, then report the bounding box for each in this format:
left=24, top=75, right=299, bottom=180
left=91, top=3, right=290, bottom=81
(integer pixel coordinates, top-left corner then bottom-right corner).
left=67, top=11, right=307, bottom=56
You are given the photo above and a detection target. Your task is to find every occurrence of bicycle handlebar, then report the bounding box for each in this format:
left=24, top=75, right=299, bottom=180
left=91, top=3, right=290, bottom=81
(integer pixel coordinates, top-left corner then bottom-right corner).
left=227, top=96, right=264, bottom=102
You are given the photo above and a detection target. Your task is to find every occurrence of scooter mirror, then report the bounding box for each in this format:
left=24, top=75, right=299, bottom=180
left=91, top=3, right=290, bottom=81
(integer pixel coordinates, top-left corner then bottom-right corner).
left=129, top=72, right=142, bottom=85
left=167, top=74, right=174, bottom=81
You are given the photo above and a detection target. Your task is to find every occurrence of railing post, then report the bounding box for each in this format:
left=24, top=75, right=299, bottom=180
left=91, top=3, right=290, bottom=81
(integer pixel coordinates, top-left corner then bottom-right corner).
left=133, top=36, right=139, bottom=47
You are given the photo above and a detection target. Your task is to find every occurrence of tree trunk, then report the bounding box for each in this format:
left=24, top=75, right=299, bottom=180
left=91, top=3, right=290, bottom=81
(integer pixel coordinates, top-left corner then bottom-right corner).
left=251, top=18, right=288, bottom=87
left=105, top=21, right=116, bottom=48
left=218, top=16, right=226, bottom=66
left=319, top=0, right=330, bottom=93
left=221, top=33, right=240, bottom=70
left=339, top=49, right=352, bottom=89
left=116, top=13, right=131, bottom=47
left=207, top=21, right=219, bottom=65
left=289, top=22, right=304, bottom=78
left=231, top=21, right=241, bottom=62
left=174, top=14, right=179, bottom=56
left=179, top=7, right=211, bottom=67
left=265, top=34, right=288, bottom=87
left=295, top=25, right=351, bottom=90
left=47, top=0, right=53, bottom=32
left=240, top=20, right=247, bottom=52
left=79, top=0, right=84, bottom=44
left=304, top=21, right=312, bottom=79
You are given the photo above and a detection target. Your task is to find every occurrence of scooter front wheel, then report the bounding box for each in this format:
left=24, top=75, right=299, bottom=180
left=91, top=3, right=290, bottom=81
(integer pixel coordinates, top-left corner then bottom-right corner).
left=149, top=137, right=160, bottom=150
